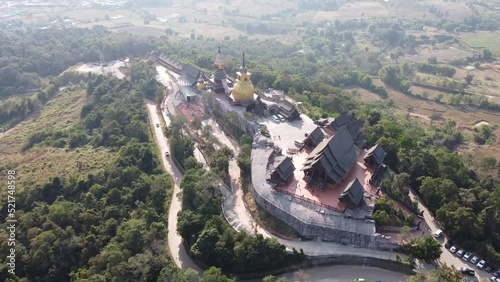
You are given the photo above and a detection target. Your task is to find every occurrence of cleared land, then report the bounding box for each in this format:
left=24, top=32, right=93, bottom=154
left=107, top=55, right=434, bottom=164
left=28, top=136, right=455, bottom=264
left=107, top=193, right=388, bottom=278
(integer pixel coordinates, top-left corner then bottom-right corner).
left=0, top=87, right=116, bottom=190
left=460, top=31, right=500, bottom=55
left=296, top=2, right=391, bottom=24
left=373, top=78, right=500, bottom=125
left=402, top=45, right=473, bottom=63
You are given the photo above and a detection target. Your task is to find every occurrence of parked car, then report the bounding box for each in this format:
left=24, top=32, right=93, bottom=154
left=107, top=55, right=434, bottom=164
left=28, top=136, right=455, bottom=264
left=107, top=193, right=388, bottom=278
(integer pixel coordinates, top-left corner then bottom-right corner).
left=491, top=277, right=500, bottom=282
left=434, top=229, right=443, bottom=238
left=258, top=122, right=266, bottom=127
left=445, top=240, right=454, bottom=248
left=463, top=252, right=473, bottom=261
left=165, top=151, right=170, bottom=157
left=477, top=260, right=486, bottom=269
left=449, top=246, right=457, bottom=253
left=277, top=114, right=285, bottom=122
left=460, top=267, right=475, bottom=276
left=470, top=256, right=479, bottom=264
left=271, top=115, right=280, bottom=123
left=457, top=249, right=465, bottom=257
left=494, top=270, right=500, bottom=277
left=485, top=265, right=493, bottom=273
left=156, top=123, right=160, bottom=128
left=294, top=140, right=304, bottom=147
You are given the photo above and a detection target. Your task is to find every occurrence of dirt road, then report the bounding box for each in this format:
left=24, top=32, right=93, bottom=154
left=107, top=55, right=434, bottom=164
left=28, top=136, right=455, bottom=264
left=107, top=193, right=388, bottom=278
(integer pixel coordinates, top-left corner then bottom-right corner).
left=145, top=100, right=201, bottom=272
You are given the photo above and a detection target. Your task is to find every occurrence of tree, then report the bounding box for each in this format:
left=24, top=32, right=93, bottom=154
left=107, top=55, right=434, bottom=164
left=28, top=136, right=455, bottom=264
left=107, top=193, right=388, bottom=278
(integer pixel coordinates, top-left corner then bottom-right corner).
left=373, top=210, right=390, bottom=226
left=403, top=236, right=442, bottom=261
left=263, top=275, right=289, bottom=282
left=200, top=267, right=234, bottom=282
left=464, top=72, right=474, bottom=85
left=481, top=48, right=493, bottom=61
left=427, top=264, right=463, bottom=282
left=400, top=225, right=412, bottom=243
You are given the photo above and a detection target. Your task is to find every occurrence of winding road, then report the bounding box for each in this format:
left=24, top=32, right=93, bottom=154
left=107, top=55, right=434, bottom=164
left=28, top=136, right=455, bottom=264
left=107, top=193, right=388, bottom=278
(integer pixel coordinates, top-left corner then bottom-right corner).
left=145, top=100, right=201, bottom=272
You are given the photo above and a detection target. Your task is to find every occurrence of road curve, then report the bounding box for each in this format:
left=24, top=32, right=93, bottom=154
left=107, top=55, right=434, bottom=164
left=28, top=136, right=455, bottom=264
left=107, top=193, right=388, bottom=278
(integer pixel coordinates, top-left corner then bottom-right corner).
left=145, top=100, right=201, bottom=272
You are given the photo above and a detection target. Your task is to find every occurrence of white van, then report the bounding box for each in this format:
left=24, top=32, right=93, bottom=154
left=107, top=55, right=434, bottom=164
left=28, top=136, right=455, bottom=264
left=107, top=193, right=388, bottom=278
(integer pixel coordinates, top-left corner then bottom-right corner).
left=434, top=229, right=443, bottom=238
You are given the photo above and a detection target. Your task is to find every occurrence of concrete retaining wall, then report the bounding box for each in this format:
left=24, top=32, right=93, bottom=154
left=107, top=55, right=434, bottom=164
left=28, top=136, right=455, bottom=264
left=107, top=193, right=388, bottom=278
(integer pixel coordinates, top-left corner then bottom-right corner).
left=253, top=187, right=377, bottom=248
left=235, top=255, right=413, bottom=280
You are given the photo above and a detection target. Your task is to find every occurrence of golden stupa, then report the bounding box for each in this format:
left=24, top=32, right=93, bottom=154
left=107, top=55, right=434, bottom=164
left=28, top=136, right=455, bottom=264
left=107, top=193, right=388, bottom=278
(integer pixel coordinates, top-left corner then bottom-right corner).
left=231, top=52, right=255, bottom=103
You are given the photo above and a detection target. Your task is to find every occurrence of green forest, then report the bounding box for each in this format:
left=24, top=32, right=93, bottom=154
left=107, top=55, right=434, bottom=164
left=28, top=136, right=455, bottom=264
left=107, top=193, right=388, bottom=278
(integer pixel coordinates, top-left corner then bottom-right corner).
left=0, top=71, right=238, bottom=281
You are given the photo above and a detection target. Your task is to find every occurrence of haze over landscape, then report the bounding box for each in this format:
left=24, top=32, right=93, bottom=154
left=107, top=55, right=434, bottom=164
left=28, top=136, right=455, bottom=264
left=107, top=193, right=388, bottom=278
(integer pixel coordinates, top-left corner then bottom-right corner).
left=1, top=0, right=500, bottom=282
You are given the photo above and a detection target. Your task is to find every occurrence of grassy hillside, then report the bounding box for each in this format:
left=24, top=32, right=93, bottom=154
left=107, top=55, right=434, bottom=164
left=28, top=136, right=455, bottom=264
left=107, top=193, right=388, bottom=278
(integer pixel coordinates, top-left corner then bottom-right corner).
left=0, top=85, right=115, bottom=190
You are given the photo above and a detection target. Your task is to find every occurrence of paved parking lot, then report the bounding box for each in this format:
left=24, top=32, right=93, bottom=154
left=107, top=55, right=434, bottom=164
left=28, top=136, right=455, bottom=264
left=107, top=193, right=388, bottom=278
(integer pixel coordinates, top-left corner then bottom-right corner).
left=259, top=114, right=317, bottom=151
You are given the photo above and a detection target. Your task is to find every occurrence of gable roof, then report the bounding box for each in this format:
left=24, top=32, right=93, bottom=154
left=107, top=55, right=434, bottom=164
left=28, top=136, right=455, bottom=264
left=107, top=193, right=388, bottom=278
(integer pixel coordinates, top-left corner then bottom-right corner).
left=329, top=113, right=364, bottom=148
left=306, top=127, right=325, bottom=146
left=301, top=126, right=359, bottom=183
left=181, top=64, right=201, bottom=85
left=364, top=144, right=387, bottom=165
left=273, top=157, right=295, bottom=181
left=339, top=178, right=364, bottom=206
left=330, top=113, right=352, bottom=131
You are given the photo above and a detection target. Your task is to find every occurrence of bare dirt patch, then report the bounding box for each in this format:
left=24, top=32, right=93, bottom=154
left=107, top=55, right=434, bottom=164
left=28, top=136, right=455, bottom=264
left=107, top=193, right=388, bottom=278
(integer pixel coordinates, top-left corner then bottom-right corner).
left=115, top=26, right=166, bottom=37
left=402, top=46, right=473, bottom=63
left=349, top=88, right=383, bottom=103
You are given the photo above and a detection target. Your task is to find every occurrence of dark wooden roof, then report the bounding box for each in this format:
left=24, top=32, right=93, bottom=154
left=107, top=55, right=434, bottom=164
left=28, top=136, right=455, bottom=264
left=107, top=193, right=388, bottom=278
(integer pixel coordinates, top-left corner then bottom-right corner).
left=277, top=100, right=299, bottom=119
left=301, top=126, right=359, bottom=183
left=306, top=127, right=325, bottom=146
left=273, top=157, right=295, bottom=181
left=181, top=64, right=201, bottom=85
left=329, top=113, right=364, bottom=148
left=330, top=113, right=352, bottom=131
left=364, top=144, right=387, bottom=165
left=340, top=178, right=364, bottom=206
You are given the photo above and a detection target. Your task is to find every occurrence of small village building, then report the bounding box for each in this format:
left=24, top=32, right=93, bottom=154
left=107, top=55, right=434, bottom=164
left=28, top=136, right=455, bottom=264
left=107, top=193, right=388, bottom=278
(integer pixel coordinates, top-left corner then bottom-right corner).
left=277, top=99, right=300, bottom=120
left=270, top=156, right=295, bottom=183
left=364, top=144, right=387, bottom=166
left=304, top=127, right=325, bottom=148
left=339, top=178, right=365, bottom=207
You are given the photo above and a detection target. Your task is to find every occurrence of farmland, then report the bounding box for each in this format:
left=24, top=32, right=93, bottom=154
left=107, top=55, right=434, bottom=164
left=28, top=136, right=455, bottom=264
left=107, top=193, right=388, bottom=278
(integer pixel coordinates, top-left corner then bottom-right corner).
left=460, top=31, right=500, bottom=56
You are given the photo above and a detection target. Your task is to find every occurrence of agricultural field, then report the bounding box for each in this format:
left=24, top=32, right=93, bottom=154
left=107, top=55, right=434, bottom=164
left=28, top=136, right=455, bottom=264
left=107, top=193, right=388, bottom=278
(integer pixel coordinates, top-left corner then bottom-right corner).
left=384, top=0, right=474, bottom=21
left=0, top=87, right=116, bottom=190
left=460, top=31, right=500, bottom=56
left=350, top=88, right=383, bottom=103
left=295, top=2, right=391, bottom=24
left=373, top=78, right=500, bottom=126
left=401, top=45, right=473, bottom=63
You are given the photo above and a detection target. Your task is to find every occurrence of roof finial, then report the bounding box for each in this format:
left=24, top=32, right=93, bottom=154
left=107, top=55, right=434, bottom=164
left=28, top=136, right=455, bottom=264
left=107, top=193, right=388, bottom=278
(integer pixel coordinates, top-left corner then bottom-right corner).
left=242, top=51, right=246, bottom=69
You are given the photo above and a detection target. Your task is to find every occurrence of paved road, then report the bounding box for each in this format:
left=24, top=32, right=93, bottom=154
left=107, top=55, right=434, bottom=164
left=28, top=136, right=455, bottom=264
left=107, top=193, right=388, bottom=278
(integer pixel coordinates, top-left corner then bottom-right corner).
left=145, top=100, right=201, bottom=273
left=280, top=265, right=409, bottom=282
left=409, top=190, right=488, bottom=280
